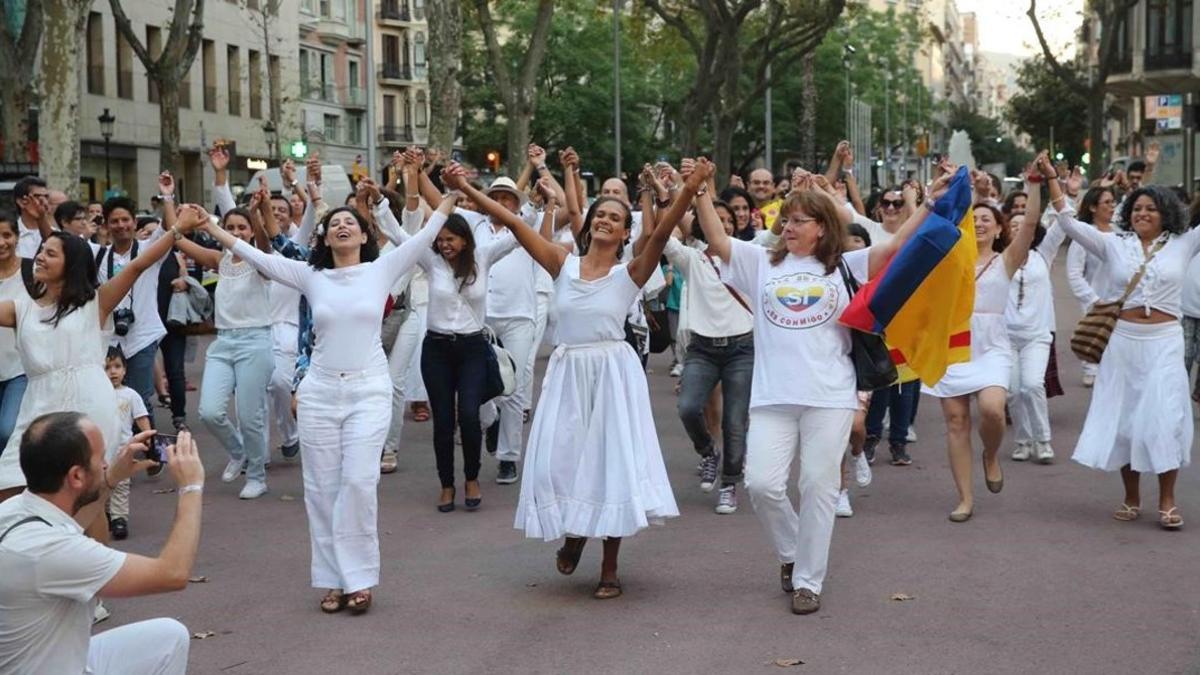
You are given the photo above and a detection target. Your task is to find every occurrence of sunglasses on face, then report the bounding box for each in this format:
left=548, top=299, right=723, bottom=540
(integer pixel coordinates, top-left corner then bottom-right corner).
left=880, top=198, right=904, bottom=209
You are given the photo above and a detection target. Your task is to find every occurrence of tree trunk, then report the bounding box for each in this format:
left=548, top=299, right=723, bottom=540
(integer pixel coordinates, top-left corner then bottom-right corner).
left=426, top=0, right=462, bottom=159
left=39, top=0, right=89, bottom=197
left=504, top=106, right=531, bottom=178
left=800, top=52, right=817, bottom=171
left=712, top=110, right=736, bottom=187
left=157, top=78, right=182, bottom=175
left=0, top=86, right=34, bottom=162
left=1086, top=90, right=1105, bottom=180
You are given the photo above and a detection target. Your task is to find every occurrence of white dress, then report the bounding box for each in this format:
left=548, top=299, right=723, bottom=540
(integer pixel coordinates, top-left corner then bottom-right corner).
left=924, top=254, right=1013, bottom=398
left=515, top=256, right=679, bottom=540
left=0, top=297, right=118, bottom=490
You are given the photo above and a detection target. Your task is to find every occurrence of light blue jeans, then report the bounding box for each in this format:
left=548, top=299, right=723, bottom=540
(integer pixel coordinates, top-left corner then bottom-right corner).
left=0, top=375, right=28, bottom=454
left=199, top=328, right=274, bottom=482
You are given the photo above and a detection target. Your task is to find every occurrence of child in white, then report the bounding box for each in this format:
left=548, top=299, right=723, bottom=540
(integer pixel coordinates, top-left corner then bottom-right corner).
left=104, top=347, right=151, bottom=538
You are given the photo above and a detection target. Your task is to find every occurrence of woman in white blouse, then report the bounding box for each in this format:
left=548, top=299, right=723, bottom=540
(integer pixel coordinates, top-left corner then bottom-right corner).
left=1047, top=163, right=1198, bottom=530
left=173, top=192, right=276, bottom=500
left=199, top=190, right=453, bottom=614
left=1064, top=186, right=1117, bottom=387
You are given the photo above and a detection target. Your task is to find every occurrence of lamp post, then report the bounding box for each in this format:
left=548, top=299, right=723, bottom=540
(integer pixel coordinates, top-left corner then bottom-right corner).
left=263, top=120, right=278, bottom=165
left=98, top=108, right=115, bottom=190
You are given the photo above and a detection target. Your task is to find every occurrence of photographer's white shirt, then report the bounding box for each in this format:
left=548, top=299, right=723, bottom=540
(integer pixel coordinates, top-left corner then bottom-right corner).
left=96, top=229, right=167, bottom=356
left=0, top=491, right=126, bottom=674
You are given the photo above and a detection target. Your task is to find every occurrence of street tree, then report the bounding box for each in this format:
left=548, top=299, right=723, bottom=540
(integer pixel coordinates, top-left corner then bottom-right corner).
left=1006, top=54, right=1092, bottom=165
left=426, top=0, right=463, bottom=160
left=109, top=0, right=205, bottom=175
left=471, top=0, right=554, bottom=176
left=641, top=0, right=845, bottom=183
left=0, top=0, right=42, bottom=163
left=1027, top=0, right=1138, bottom=179
left=39, top=0, right=91, bottom=196
left=246, top=0, right=284, bottom=159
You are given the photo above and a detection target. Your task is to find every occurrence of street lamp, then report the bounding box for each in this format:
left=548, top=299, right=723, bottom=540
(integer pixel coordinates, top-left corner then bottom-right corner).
left=98, top=108, right=115, bottom=189
left=263, top=121, right=278, bottom=165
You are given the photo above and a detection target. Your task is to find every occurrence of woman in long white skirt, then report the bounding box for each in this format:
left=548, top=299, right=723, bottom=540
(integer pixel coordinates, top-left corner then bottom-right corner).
left=1064, top=186, right=1118, bottom=387
left=1046, top=166, right=1199, bottom=530
left=445, top=160, right=698, bottom=599
left=923, top=162, right=1039, bottom=523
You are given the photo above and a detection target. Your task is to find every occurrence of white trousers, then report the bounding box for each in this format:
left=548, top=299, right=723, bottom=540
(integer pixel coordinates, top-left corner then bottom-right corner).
left=384, top=304, right=428, bottom=454
left=1008, top=333, right=1052, bottom=444
left=527, top=292, right=551, bottom=404
left=481, top=316, right=537, bottom=461
left=87, top=618, right=189, bottom=675
left=744, top=405, right=853, bottom=595
left=268, top=323, right=299, bottom=448
left=404, top=304, right=429, bottom=402
left=296, top=367, right=391, bottom=593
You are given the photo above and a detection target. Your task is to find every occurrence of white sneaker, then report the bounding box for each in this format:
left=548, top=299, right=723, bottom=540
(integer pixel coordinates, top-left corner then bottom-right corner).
left=221, top=458, right=246, bottom=483
left=1012, top=442, right=1033, bottom=462
left=669, top=363, right=683, bottom=378
left=1082, top=373, right=1095, bottom=388
left=854, top=453, right=873, bottom=487
left=239, top=479, right=268, bottom=500
left=835, top=489, right=854, bottom=518
left=715, top=484, right=738, bottom=514
left=906, top=426, right=917, bottom=443
left=92, top=600, right=111, bottom=625
left=1035, top=442, right=1055, bottom=464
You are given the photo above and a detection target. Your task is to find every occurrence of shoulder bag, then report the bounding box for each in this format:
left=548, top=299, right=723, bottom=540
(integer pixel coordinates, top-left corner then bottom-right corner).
left=1070, top=238, right=1166, bottom=364
left=838, top=259, right=897, bottom=391
left=465, top=300, right=517, bottom=402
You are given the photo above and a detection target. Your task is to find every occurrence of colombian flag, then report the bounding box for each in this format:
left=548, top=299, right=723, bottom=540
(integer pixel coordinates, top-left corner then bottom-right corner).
left=840, top=167, right=977, bottom=385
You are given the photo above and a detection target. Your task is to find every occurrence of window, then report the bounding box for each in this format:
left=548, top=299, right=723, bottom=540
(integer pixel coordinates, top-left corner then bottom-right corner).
left=202, top=39, right=217, bottom=112
left=414, top=0, right=425, bottom=19
left=414, top=32, right=426, bottom=72
left=415, top=91, right=427, bottom=128
left=116, top=29, right=133, bottom=99
left=384, top=34, right=400, bottom=67
left=269, top=55, right=281, bottom=121
left=86, top=12, right=104, bottom=95
left=323, top=114, right=339, bottom=143
left=347, top=59, right=361, bottom=104
left=333, top=0, right=346, bottom=21
left=248, top=49, right=262, bottom=119
left=299, top=49, right=311, bottom=97
left=227, top=46, right=241, bottom=115
left=383, top=94, right=396, bottom=128
left=347, top=112, right=363, bottom=145
left=301, top=0, right=314, bottom=12
left=1146, top=0, right=1193, bottom=69
left=180, top=61, right=192, bottom=109
left=319, top=0, right=330, bottom=18
left=146, top=26, right=162, bottom=103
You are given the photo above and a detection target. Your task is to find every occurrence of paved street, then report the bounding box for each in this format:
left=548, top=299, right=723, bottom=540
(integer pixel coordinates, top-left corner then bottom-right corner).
left=104, top=255, right=1200, bottom=674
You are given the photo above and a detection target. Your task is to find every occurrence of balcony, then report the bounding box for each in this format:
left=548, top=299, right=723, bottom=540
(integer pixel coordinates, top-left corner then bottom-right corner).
left=378, top=61, right=413, bottom=82
left=340, top=86, right=367, bottom=108
left=379, top=0, right=411, bottom=23
left=1105, top=46, right=1198, bottom=97
left=303, top=81, right=336, bottom=103
left=300, top=13, right=367, bottom=46
left=1145, top=47, right=1193, bottom=71
left=378, top=124, right=414, bottom=145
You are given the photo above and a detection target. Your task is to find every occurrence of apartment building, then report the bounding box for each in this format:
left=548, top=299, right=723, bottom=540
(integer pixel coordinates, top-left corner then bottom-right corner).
left=81, top=0, right=300, bottom=202
left=374, top=0, right=431, bottom=171
left=297, top=0, right=371, bottom=168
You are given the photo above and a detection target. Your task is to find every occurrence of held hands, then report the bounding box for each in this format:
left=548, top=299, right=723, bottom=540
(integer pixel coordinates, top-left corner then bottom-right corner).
left=441, top=162, right=468, bottom=191
left=165, top=430, right=205, bottom=488
left=305, top=153, right=322, bottom=185
left=535, top=176, right=557, bottom=206
left=176, top=204, right=211, bottom=233
left=835, top=140, right=853, bottom=167
left=1034, top=150, right=1055, bottom=178
left=1066, top=166, right=1084, bottom=195
left=1146, top=140, right=1161, bottom=166
left=208, top=145, right=230, bottom=171
left=527, top=143, right=547, bottom=168
left=158, top=171, right=176, bottom=197
left=559, top=147, right=579, bottom=172
left=358, top=177, right=382, bottom=206
left=684, top=157, right=714, bottom=191
left=791, top=167, right=813, bottom=193
left=281, top=158, right=297, bottom=186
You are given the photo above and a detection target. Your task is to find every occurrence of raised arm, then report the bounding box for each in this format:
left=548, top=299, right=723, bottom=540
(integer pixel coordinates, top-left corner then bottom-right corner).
left=628, top=159, right=711, bottom=287
left=866, top=171, right=953, bottom=278
left=844, top=170, right=867, bottom=216
left=200, top=205, right=311, bottom=291
left=1045, top=153, right=1108, bottom=259
left=446, top=162, right=569, bottom=277
left=825, top=141, right=848, bottom=186
left=208, top=145, right=237, bottom=216
left=376, top=196, right=450, bottom=286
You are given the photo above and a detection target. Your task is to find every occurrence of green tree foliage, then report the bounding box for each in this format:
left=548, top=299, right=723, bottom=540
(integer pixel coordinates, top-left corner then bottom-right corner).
left=1005, top=54, right=1091, bottom=167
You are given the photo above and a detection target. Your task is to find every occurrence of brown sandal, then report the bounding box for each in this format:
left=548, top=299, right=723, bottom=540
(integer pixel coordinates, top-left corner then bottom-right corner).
left=347, top=590, right=373, bottom=614
left=555, top=538, right=586, bottom=575
left=410, top=402, right=430, bottom=422
left=593, top=580, right=622, bottom=599
left=320, top=589, right=347, bottom=614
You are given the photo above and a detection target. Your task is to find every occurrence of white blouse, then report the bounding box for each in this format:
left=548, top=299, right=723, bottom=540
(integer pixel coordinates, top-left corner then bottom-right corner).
left=214, top=251, right=272, bottom=330
left=419, top=226, right=519, bottom=334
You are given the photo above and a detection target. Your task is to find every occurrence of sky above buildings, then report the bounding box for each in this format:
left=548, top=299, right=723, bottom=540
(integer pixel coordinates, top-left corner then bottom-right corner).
left=957, top=0, right=1085, bottom=57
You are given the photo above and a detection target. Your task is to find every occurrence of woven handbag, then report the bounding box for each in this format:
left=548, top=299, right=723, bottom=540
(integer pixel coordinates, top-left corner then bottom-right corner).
left=1069, top=239, right=1165, bottom=364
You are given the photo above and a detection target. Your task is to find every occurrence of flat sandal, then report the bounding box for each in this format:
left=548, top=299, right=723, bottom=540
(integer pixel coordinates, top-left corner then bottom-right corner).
left=1159, top=507, right=1183, bottom=530
left=320, top=589, right=347, bottom=614
left=347, top=589, right=373, bottom=614
left=593, top=580, right=622, bottom=600
left=1112, top=503, right=1140, bottom=522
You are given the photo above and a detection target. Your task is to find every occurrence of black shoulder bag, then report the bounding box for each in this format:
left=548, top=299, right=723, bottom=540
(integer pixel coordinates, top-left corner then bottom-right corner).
left=837, top=259, right=897, bottom=392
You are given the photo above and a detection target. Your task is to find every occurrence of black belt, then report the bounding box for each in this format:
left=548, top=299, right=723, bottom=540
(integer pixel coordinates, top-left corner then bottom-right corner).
left=691, top=331, right=752, bottom=348
left=426, top=329, right=485, bottom=341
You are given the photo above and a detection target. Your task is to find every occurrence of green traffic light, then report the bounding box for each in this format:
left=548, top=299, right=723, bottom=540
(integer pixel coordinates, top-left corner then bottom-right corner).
left=290, top=141, right=308, bottom=158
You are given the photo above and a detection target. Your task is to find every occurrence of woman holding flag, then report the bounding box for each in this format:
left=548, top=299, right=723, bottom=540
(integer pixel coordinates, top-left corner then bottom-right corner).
left=698, top=166, right=952, bottom=616
left=923, top=160, right=1040, bottom=523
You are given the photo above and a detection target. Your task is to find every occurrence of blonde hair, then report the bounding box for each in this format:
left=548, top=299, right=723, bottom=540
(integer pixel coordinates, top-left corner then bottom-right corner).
left=769, top=189, right=847, bottom=273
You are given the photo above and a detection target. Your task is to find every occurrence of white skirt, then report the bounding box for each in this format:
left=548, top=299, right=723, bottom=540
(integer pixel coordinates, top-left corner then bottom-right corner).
left=515, top=340, right=679, bottom=540
left=923, top=314, right=1012, bottom=398
left=1073, top=321, right=1192, bottom=474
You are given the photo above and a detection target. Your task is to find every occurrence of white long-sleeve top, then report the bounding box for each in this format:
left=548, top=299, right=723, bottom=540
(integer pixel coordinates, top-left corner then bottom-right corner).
left=1054, top=202, right=1200, bottom=318
left=1065, top=239, right=1103, bottom=312
left=1005, top=222, right=1067, bottom=341
left=229, top=211, right=443, bottom=372
left=419, top=224, right=519, bottom=334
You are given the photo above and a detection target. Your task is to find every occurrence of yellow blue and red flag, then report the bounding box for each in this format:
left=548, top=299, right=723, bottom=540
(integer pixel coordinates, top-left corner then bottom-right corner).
left=840, top=167, right=977, bottom=385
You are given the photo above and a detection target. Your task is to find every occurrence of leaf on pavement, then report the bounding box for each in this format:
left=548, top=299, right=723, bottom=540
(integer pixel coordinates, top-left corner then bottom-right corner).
left=890, top=593, right=915, bottom=602
left=152, top=488, right=175, bottom=494
left=772, top=658, right=805, bottom=667
left=279, top=495, right=296, bottom=501
left=191, top=631, right=216, bottom=640
left=188, top=576, right=208, bottom=583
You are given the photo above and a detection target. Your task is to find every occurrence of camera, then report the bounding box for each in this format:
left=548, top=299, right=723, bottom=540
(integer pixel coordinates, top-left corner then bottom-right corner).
left=134, top=433, right=175, bottom=464
left=112, top=308, right=135, bottom=336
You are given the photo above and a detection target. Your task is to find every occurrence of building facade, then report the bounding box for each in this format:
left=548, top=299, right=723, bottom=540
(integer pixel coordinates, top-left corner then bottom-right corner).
left=373, top=0, right=431, bottom=173
left=297, top=0, right=371, bottom=170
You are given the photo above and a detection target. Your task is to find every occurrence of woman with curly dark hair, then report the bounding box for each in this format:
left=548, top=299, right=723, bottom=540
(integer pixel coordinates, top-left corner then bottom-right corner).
left=1048, top=165, right=1200, bottom=531
left=201, top=188, right=455, bottom=614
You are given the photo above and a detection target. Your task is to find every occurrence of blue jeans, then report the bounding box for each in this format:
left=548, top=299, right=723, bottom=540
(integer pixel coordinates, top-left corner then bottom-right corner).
left=198, top=328, right=274, bottom=482
left=421, top=332, right=490, bottom=488
left=124, top=340, right=161, bottom=430
left=0, top=375, right=28, bottom=454
left=865, top=380, right=919, bottom=445
left=676, top=333, right=754, bottom=484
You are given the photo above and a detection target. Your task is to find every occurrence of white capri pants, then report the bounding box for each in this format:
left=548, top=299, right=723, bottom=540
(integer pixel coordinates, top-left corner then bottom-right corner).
left=87, top=617, right=189, bottom=674
left=528, top=291, right=551, bottom=402
left=268, top=323, right=299, bottom=449
left=296, top=366, right=391, bottom=593
left=744, top=404, right=854, bottom=595
left=1008, top=333, right=1052, bottom=444
left=482, top=316, right=538, bottom=462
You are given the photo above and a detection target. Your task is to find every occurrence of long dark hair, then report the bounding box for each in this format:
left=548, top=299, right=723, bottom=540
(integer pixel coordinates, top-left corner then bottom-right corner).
left=974, top=202, right=1010, bottom=253
left=1117, top=185, right=1188, bottom=236
left=1078, top=186, right=1115, bottom=225
left=308, top=206, right=380, bottom=269
left=432, top=213, right=478, bottom=291
left=222, top=207, right=254, bottom=232
left=33, top=232, right=99, bottom=326
left=576, top=197, right=631, bottom=261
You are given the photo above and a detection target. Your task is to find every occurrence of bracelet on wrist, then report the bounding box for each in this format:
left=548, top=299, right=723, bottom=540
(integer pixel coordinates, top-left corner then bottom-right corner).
left=178, top=484, right=203, bottom=496
left=159, top=194, right=175, bottom=201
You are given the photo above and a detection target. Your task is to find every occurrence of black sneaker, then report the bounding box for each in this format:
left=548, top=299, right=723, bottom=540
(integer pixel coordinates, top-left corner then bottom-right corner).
left=863, top=436, right=880, bottom=465
left=890, top=443, right=912, bottom=466
left=699, top=452, right=719, bottom=493
left=172, top=416, right=189, bottom=432
left=281, top=441, right=300, bottom=459
left=485, top=421, right=499, bottom=455
left=497, top=460, right=518, bottom=484
left=110, top=517, right=129, bottom=540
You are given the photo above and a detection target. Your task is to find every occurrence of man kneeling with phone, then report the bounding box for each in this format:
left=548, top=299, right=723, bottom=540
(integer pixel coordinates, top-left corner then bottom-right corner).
left=0, top=412, right=205, bottom=674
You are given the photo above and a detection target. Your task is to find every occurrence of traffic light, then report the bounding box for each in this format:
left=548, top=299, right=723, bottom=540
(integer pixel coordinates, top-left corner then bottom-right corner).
left=290, top=140, right=308, bottom=158
left=486, top=150, right=500, bottom=172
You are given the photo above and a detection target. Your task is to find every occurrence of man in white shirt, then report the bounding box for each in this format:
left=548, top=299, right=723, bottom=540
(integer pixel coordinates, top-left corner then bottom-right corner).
left=0, top=412, right=206, bottom=674
left=13, top=176, right=53, bottom=259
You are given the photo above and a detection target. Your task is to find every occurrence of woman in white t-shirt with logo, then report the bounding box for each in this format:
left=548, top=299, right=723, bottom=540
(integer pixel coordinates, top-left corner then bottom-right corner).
left=697, top=168, right=951, bottom=616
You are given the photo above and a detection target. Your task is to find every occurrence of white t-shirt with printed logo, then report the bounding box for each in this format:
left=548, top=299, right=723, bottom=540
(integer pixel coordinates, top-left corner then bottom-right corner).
left=110, top=384, right=149, bottom=460
left=725, top=239, right=869, bottom=410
